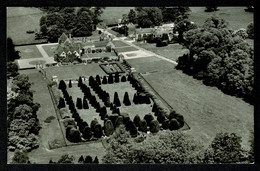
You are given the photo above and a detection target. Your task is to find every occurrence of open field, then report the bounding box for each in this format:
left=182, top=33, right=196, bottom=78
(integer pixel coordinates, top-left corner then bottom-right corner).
left=44, top=64, right=107, bottom=80
left=100, top=7, right=134, bottom=22
left=112, top=40, right=130, bottom=47
left=7, top=7, right=46, bottom=45
left=189, top=7, right=253, bottom=30
left=42, top=44, right=58, bottom=57
left=133, top=43, right=189, bottom=61
left=15, top=45, right=43, bottom=59
left=127, top=57, right=254, bottom=150
left=115, top=46, right=138, bottom=53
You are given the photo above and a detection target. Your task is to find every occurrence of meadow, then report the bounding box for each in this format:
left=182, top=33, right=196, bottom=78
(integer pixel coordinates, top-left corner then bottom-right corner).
left=15, top=45, right=43, bottom=59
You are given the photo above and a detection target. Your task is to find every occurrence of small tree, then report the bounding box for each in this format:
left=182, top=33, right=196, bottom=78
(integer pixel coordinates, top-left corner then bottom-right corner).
left=121, top=75, right=127, bottom=82
left=133, top=115, right=141, bottom=127
left=169, top=119, right=179, bottom=131
left=96, top=75, right=101, bottom=85
left=93, top=156, right=99, bottom=163
left=83, top=98, right=89, bottom=109
left=78, top=155, right=84, bottom=163
left=114, top=73, right=120, bottom=83
left=76, top=97, right=83, bottom=109
left=93, top=124, right=103, bottom=138
left=68, top=128, right=81, bottom=142
left=58, top=97, right=66, bottom=109
left=113, top=92, right=121, bottom=107
left=144, top=113, right=154, bottom=126
left=157, top=112, right=166, bottom=123
left=12, top=150, right=29, bottom=164
left=104, top=119, right=114, bottom=136
left=138, top=119, right=148, bottom=133
left=58, top=154, right=74, bottom=164
left=133, top=93, right=138, bottom=104
left=91, top=118, right=99, bottom=132
left=58, top=80, right=67, bottom=90
left=149, top=120, right=160, bottom=133
left=78, top=76, right=83, bottom=87
left=100, top=106, right=107, bottom=120
left=152, top=103, right=157, bottom=112
left=84, top=155, right=93, bottom=163
left=108, top=74, right=114, bottom=84
left=123, top=92, right=131, bottom=106
left=69, top=80, right=72, bottom=88
left=102, top=76, right=108, bottom=84
left=82, top=126, right=93, bottom=140
left=115, top=116, right=123, bottom=127
left=162, top=119, right=169, bottom=130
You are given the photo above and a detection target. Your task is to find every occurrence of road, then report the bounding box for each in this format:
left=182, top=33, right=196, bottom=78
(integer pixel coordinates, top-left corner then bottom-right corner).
left=97, top=27, right=178, bottom=65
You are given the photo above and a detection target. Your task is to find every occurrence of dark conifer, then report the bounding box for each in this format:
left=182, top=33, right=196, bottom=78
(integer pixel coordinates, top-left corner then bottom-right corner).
left=102, top=76, right=107, bottom=84
left=123, top=92, right=131, bottom=106
left=69, top=80, right=72, bottom=88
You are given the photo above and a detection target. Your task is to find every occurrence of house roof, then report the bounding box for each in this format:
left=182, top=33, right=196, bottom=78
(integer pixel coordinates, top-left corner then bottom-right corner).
left=93, top=40, right=109, bottom=47
left=59, top=33, right=69, bottom=43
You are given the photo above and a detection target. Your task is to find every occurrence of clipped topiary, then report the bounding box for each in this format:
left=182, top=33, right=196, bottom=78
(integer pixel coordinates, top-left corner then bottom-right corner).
left=120, top=112, right=130, bottom=124
left=162, top=119, right=169, bottom=130
left=78, top=155, right=84, bottom=163
left=108, top=114, right=119, bottom=127
left=79, top=121, right=88, bottom=133
left=82, top=126, right=92, bottom=140
left=133, top=115, right=141, bottom=127
left=144, top=113, right=154, bottom=126
left=115, top=116, right=123, bottom=127
left=123, top=92, right=131, bottom=106
left=90, top=118, right=98, bottom=132
left=58, top=97, right=66, bottom=109
left=113, top=92, right=121, bottom=107
left=96, top=75, right=101, bottom=85
left=93, top=156, right=99, bottom=163
left=138, top=119, right=148, bottom=133
left=83, top=98, right=89, bottom=109
left=69, top=80, right=72, bottom=88
left=76, top=97, right=82, bottom=109
left=100, top=106, right=107, bottom=120
left=108, top=74, right=114, bottom=84
left=169, top=119, right=180, bottom=131
left=102, top=76, right=107, bottom=84
left=104, top=119, right=114, bottom=136
left=133, top=93, right=138, bottom=104
left=121, top=75, right=127, bottom=82
left=93, top=124, right=103, bottom=138
left=149, top=120, right=160, bottom=133
left=114, top=73, right=120, bottom=83
left=78, top=76, right=83, bottom=87
left=157, top=112, right=166, bottom=123
left=84, top=155, right=93, bottom=163
left=58, top=80, right=67, bottom=90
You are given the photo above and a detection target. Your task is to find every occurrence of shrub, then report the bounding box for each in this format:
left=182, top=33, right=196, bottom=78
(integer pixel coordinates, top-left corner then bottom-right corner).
left=58, top=80, right=67, bottom=90
left=100, top=106, right=107, bottom=120
left=44, top=116, right=56, bottom=123
left=115, top=116, right=123, bottom=127
left=121, top=113, right=130, bottom=124
left=121, top=75, right=127, bottom=82
left=83, top=99, right=89, bottom=109
left=69, top=80, right=72, bottom=88
left=68, top=128, right=81, bottom=142
left=149, top=120, right=160, bottom=133
left=12, top=150, right=29, bottom=164
left=76, top=98, right=82, bottom=109
left=114, top=73, right=120, bottom=83
left=90, top=118, right=98, bottom=131
left=84, top=155, right=93, bottom=163
left=157, top=112, right=166, bottom=123
left=93, top=156, right=99, bottom=163
left=144, top=113, right=154, bottom=126
left=78, top=76, right=83, bottom=87
left=162, top=119, right=169, bottom=130
left=82, top=126, right=92, bottom=140
left=104, top=120, right=114, bottom=136
left=139, top=119, right=148, bottom=133
left=123, top=92, right=131, bottom=106
left=133, top=93, right=138, bottom=104
left=93, top=124, right=103, bottom=138
left=78, top=155, right=84, bottom=163
left=113, top=92, right=121, bottom=107
left=79, top=121, right=88, bottom=133
left=133, top=115, right=141, bottom=127
left=152, top=103, right=157, bottom=112
left=96, top=75, right=101, bottom=85
left=58, top=97, right=66, bottom=109
left=247, top=23, right=254, bottom=39
left=108, top=74, right=114, bottom=84
left=58, top=154, right=75, bottom=163
left=125, top=120, right=138, bottom=137
left=169, top=119, right=179, bottom=131
left=108, top=114, right=119, bottom=127
left=102, top=76, right=108, bottom=84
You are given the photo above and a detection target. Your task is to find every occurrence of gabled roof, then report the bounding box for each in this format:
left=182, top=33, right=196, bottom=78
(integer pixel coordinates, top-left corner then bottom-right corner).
left=59, top=33, right=69, bottom=44
left=93, top=40, right=109, bottom=47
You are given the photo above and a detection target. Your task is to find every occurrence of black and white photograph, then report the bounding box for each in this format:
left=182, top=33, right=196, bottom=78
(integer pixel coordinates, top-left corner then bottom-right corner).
left=5, top=6, right=255, bottom=165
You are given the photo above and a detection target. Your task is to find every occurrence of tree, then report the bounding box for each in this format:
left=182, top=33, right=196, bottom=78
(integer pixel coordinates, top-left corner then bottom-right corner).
left=102, top=76, right=108, bottom=84
left=91, top=118, right=99, bottom=132
left=169, top=119, right=179, bottom=131
left=12, top=150, right=29, bottom=164
left=162, top=119, right=169, bottom=130
left=108, top=74, right=114, bottom=84
left=136, top=7, right=163, bottom=28
left=121, top=75, right=127, bottom=82
left=73, top=11, right=93, bottom=37
left=149, top=120, right=160, bottom=133
left=58, top=97, right=66, bottom=109
left=133, top=115, right=141, bottom=127
left=204, top=132, right=246, bottom=163
left=100, top=106, right=107, bottom=120
left=96, top=75, right=101, bottom=85
left=58, top=154, right=75, bottom=163
left=205, top=6, right=218, bottom=12
left=84, top=155, right=93, bottom=163
left=7, top=37, right=20, bottom=62
left=83, top=98, right=89, bottom=109
left=69, top=80, right=72, bottom=88
left=68, top=128, right=81, bottom=142
left=152, top=103, right=157, bottom=112
left=104, top=120, right=114, bottom=136
left=113, top=92, right=121, bottom=107
left=7, top=62, right=19, bottom=79
left=173, top=18, right=197, bottom=43
left=246, top=23, right=254, bottom=39
left=125, top=120, right=138, bottom=137
left=40, top=24, right=48, bottom=36
left=114, top=73, right=120, bottom=83
left=47, top=25, right=64, bottom=42
left=138, top=119, right=148, bottom=133
left=144, top=113, right=154, bottom=126
left=12, top=74, right=32, bottom=93
left=160, top=7, right=190, bottom=23
left=58, top=80, right=67, bottom=90
left=115, top=116, right=124, bottom=128
left=123, top=92, right=131, bottom=106
left=78, top=155, right=84, bottom=163
left=78, top=76, right=83, bottom=87
left=93, top=124, right=103, bottom=138
left=93, top=156, right=99, bottom=163
left=157, top=111, right=166, bottom=123
left=82, top=126, right=93, bottom=140
left=76, top=98, right=82, bottom=109
left=128, top=9, right=136, bottom=24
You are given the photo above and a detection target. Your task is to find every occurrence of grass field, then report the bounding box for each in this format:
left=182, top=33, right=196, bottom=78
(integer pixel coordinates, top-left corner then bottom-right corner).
left=115, top=46, right=138, bottom=53
left=7, top=7, right=45, bottom=45
left=45, top=64, right=107, bottom=80
left=15, top=45, right=43, bottom=59
left=112, top=40, right=130, bottom=47
left=189, top=7, right=253, bottom=30
left=127, top=57, right=254, bottom=150
left=100, top=7, right=134, bottom=21
left=133, top=43, right=189, bottom=61
left=42, top=44, right=58, bottom=57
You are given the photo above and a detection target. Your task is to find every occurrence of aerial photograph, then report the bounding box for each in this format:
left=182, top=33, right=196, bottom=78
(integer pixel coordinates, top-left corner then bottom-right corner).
left=6, top=6, right=254, bottom=164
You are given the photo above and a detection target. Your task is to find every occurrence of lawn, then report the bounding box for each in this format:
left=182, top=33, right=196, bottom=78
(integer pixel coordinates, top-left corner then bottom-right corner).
left=100, top=7, right=134, bottom=22
left=7, top=7, right=46, bottom=45
left=85, top=52, right=117, bottom=58
left=42, top=44, right=58, bottom=57
left=133, top=42, right=189, bottom=61
left=44, top=64, right=107, bottom=80
left=112, top=40, right=130, bottom=47
left=127, top=57, right=254, bottom=150
left=115, top=46, right=138, bottom=53
left=189, top=7, right=253, bottom=30
left=15, top=45, right=43, bottom=59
